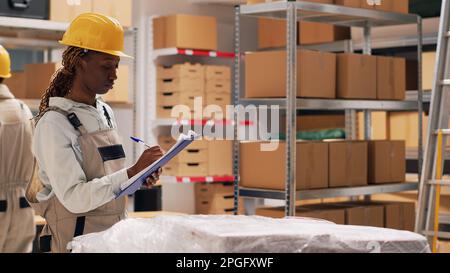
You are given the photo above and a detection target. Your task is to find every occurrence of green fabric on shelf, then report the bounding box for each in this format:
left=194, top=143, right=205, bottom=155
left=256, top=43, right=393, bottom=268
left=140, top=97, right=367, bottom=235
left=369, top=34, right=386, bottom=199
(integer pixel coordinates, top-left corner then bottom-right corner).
left=275, top=129, right=346, bottom=141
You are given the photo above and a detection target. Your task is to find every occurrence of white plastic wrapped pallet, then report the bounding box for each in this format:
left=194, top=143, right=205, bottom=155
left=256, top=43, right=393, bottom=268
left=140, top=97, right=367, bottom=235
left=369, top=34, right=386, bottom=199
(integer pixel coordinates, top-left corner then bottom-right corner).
left=68, top=215, right=430, bottom=253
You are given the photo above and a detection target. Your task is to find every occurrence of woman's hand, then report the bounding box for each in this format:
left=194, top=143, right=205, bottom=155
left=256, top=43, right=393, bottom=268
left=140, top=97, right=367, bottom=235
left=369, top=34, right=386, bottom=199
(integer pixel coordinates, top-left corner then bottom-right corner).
left=127, top=146, right=164, bottom=178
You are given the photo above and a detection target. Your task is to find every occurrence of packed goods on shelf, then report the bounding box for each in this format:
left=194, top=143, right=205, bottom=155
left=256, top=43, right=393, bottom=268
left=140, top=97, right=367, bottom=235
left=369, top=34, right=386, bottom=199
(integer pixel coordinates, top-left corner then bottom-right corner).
left=158, top=136, right=233, bottom=177
left=153, top=14, right=217, bottom=51
left=156, top=63, right=231, bottom=119
left=4, top=62, right=130, bottom=103
left=195, top=183, right=245, bottom=215
left=240, top=140, right=406, bottom=190
left=256, top=201, right=416, bottom=231
left=245, top=50, right=406, bottom=100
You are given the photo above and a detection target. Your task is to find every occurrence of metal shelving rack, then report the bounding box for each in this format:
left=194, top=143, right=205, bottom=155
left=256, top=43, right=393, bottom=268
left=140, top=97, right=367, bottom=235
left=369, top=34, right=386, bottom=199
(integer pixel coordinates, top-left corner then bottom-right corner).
left=233, top=1, right=424, bottom=217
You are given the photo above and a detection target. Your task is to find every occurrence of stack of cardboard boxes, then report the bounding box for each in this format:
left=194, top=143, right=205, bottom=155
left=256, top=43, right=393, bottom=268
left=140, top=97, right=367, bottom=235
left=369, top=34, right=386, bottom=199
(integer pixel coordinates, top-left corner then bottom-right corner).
left=49, top=0, right=132, bottom=27
left=5, top=62, right=130, bottom=103
left=204, top=66, right=232, bottom=119
left=156, top=63, right=204, bottom=119
left=240, top=140, right=405, bottom=190
left=195, top=183, right=235, bottom=215
left=245, top=50, right=406, bottom=101
left=256, top=201, right=416, bottom=231
left=156, top=63, right=231, bottom=119
left=158, top=136, right=233, bottom=177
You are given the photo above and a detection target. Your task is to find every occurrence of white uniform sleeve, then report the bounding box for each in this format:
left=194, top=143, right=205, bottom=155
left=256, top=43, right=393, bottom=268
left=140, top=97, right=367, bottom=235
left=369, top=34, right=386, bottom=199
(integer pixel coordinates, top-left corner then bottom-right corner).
left=33, top=117, right=129, bottom=214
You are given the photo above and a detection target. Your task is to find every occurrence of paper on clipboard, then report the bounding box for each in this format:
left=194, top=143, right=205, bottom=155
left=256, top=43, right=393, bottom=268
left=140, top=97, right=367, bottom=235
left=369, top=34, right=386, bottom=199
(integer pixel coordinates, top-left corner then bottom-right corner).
left=115, top=130, right=198, bottom=199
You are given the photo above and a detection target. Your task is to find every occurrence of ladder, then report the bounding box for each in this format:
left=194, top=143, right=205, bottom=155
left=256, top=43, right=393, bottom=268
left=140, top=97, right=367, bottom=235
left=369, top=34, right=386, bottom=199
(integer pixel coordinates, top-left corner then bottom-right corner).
left=416, top=0, right=450, bottom=253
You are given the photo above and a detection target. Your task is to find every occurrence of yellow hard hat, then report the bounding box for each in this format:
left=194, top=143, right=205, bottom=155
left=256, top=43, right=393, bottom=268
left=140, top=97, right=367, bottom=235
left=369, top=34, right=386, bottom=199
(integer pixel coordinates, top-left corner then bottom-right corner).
left=0, top=45, right=11, bottom=79
left=59, top=12, right=131, bottom=58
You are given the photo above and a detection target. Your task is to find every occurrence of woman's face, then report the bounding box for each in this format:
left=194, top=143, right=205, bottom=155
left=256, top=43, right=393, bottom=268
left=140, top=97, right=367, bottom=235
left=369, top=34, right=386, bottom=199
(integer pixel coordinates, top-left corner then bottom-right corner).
left=78, top=51, right=120, bottom=95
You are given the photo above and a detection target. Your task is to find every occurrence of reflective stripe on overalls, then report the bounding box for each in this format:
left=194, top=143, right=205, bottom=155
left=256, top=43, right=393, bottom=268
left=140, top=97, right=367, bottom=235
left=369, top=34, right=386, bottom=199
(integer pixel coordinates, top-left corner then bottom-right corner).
left=26, top=106, right=127, bottom=253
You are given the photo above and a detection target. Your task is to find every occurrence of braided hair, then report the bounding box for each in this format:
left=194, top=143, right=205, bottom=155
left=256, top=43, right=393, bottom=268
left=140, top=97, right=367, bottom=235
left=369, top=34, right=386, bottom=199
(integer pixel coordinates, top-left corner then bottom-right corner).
left=34, top=46, right=87, bottom=124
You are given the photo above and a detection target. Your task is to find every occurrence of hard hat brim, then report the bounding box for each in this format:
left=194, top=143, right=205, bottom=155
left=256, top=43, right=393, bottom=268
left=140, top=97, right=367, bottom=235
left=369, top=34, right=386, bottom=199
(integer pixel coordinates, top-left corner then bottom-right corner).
left=0, top=72, right=11, bottom=79
left=59, top=41, right=133, bottom=59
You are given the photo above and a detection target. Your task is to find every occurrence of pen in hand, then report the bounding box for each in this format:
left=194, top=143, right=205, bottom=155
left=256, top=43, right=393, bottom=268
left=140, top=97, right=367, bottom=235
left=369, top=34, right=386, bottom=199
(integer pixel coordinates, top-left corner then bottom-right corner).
left=130, top=136, right=152, bottom=149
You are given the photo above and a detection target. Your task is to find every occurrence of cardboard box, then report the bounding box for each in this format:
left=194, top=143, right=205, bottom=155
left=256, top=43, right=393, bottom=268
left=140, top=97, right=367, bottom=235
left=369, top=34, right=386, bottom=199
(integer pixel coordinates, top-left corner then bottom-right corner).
left=173, top=149, right=208, bottom=163
left=205, top=92, right=231, bottom=108
left=153, top=14, right=217, bottom=51
left=328, top=141, right=368, bottom=188
left=159, top=136, right=208, bottom=152
left=334, top=0, right=360, bottom=8
left=157, top=106, right=202, bottom=119
left=102, top=65, right=130, bottom=103
left=204, top=65, right=231, bottom=80
left=361, top=0, right=409, bottom=13
left=368, top=140, right=406, bottom=184
left=388, top=112, right=428, bottom=148
left=92, top=0, right=132, bottom=27
left=256, top=205, right=346, bottom=225
left=240, top=141, right=329, bottom=190
left=157, top=90, right=204, bottom=109
left=437, top=241, right=450, bottom=253
left=371, top=201, right=415, bottom=231
left=4, top=72, right=26, bottom=99
left=196, top=195, right=235, bottom=214
left=157, top=63, right=204, bottom=80
left=50, top=0, right=92, bottom=23
left=281, top=114, right=346, bottom=132
left=163, top=161, right=208, bottom=177
left=205, top=79, right=231, bottom=94
left=157, top=78, right=204, bottom=93
left=376, top=56, right=406, bottom=100
left=245, top=49, right=336, bottom=99
left=337, top=53, right=377, bottom=99
left=208, top=140, right=233, bottom=176
left=24, top=63, right=61, bottom=100
left=422, top=51, right=436, bottom=91
left=258, top=18, right=351, bottom=49
left=195, top=183, right=234, bottom=199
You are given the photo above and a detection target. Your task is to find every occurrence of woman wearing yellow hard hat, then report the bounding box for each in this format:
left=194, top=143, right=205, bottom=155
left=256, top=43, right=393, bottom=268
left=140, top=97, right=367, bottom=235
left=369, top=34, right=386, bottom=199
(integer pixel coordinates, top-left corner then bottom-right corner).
left=27, top=13, right=163, bottom=253
left=0, top=45, right=36, bottom=253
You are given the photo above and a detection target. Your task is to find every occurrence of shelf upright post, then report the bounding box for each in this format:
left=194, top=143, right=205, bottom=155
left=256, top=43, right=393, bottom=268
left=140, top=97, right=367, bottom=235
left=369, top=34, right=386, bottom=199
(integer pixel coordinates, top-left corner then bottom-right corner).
left=344, top=39, right=356, bottom=140
left=417, top=17, right=424, bottom=181
left=363, top=23, right=372, bottom=203
left=285, top=1, right=298, bottom=217
left=233, top=5, right=241, bottom=215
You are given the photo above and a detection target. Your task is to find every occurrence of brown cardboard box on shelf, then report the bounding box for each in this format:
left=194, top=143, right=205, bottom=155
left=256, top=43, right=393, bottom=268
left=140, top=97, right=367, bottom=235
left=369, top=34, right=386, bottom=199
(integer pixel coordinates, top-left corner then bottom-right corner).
left=153, top=14, right=217, bottom=51
left=163, top=161, right=208, bottom=177
left=157, top=90, right=205, bottom=109
left=205, top=92, right=231, bottom=108
left=256, top=205, right=346, bottom=225
left=422, top=51, right=436, bottom=91
left=196, top=195, right=235, bottom=214
left=208, top=140, right=233, bottom=176
left=361, top=0, right=409, bottom=13
left=195, top=183, right=234, bottom=199
left=324, top=202, right=384, bottom=227
left=245, top=49, right=336, bottom=99
left=158, top=136, right=208, bottom=151
left=258, top=18, right=350, bottom=49
left=157, top=106, right=203, bottom=119
left=204, top=65, right=231, bottom=80
left=370, top=201, right=415, bottom=231
left=92, top=0, right=132, bottom=27
left=376, top=56, right=406, bottom=100
left=281, top=114, right=345, bottom=132
left=157, top=63, right=204, bottom=80
left=157, top=78, right=204, bottom=93
left=240, top=141, right=329, bottom=190
left=337, top=53, right=377, bottom=99
left=173, top=149, right=208, bottom=164
left=4, top=72, right=26, bottom=99
left=205, top=79, right=231, bottom=94
left=49, top=0, right=92, bottom=22
left=437, top=241, right=450, bottom=253
left=368, top=140, right=406, bottom=184
left=102, top=65, right=130, bottom=103
left=334, top=0, right=360, bottom=8
left=24, top=63, right=61, bottom=100
left=328, top=141, right=368, bottom=188
left=388, top=112, right=429, bottom=148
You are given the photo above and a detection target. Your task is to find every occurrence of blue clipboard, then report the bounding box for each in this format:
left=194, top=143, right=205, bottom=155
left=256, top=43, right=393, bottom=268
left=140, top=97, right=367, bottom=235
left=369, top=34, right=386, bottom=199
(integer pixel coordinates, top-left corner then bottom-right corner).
left=115, top=131, right=198, bottom=199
